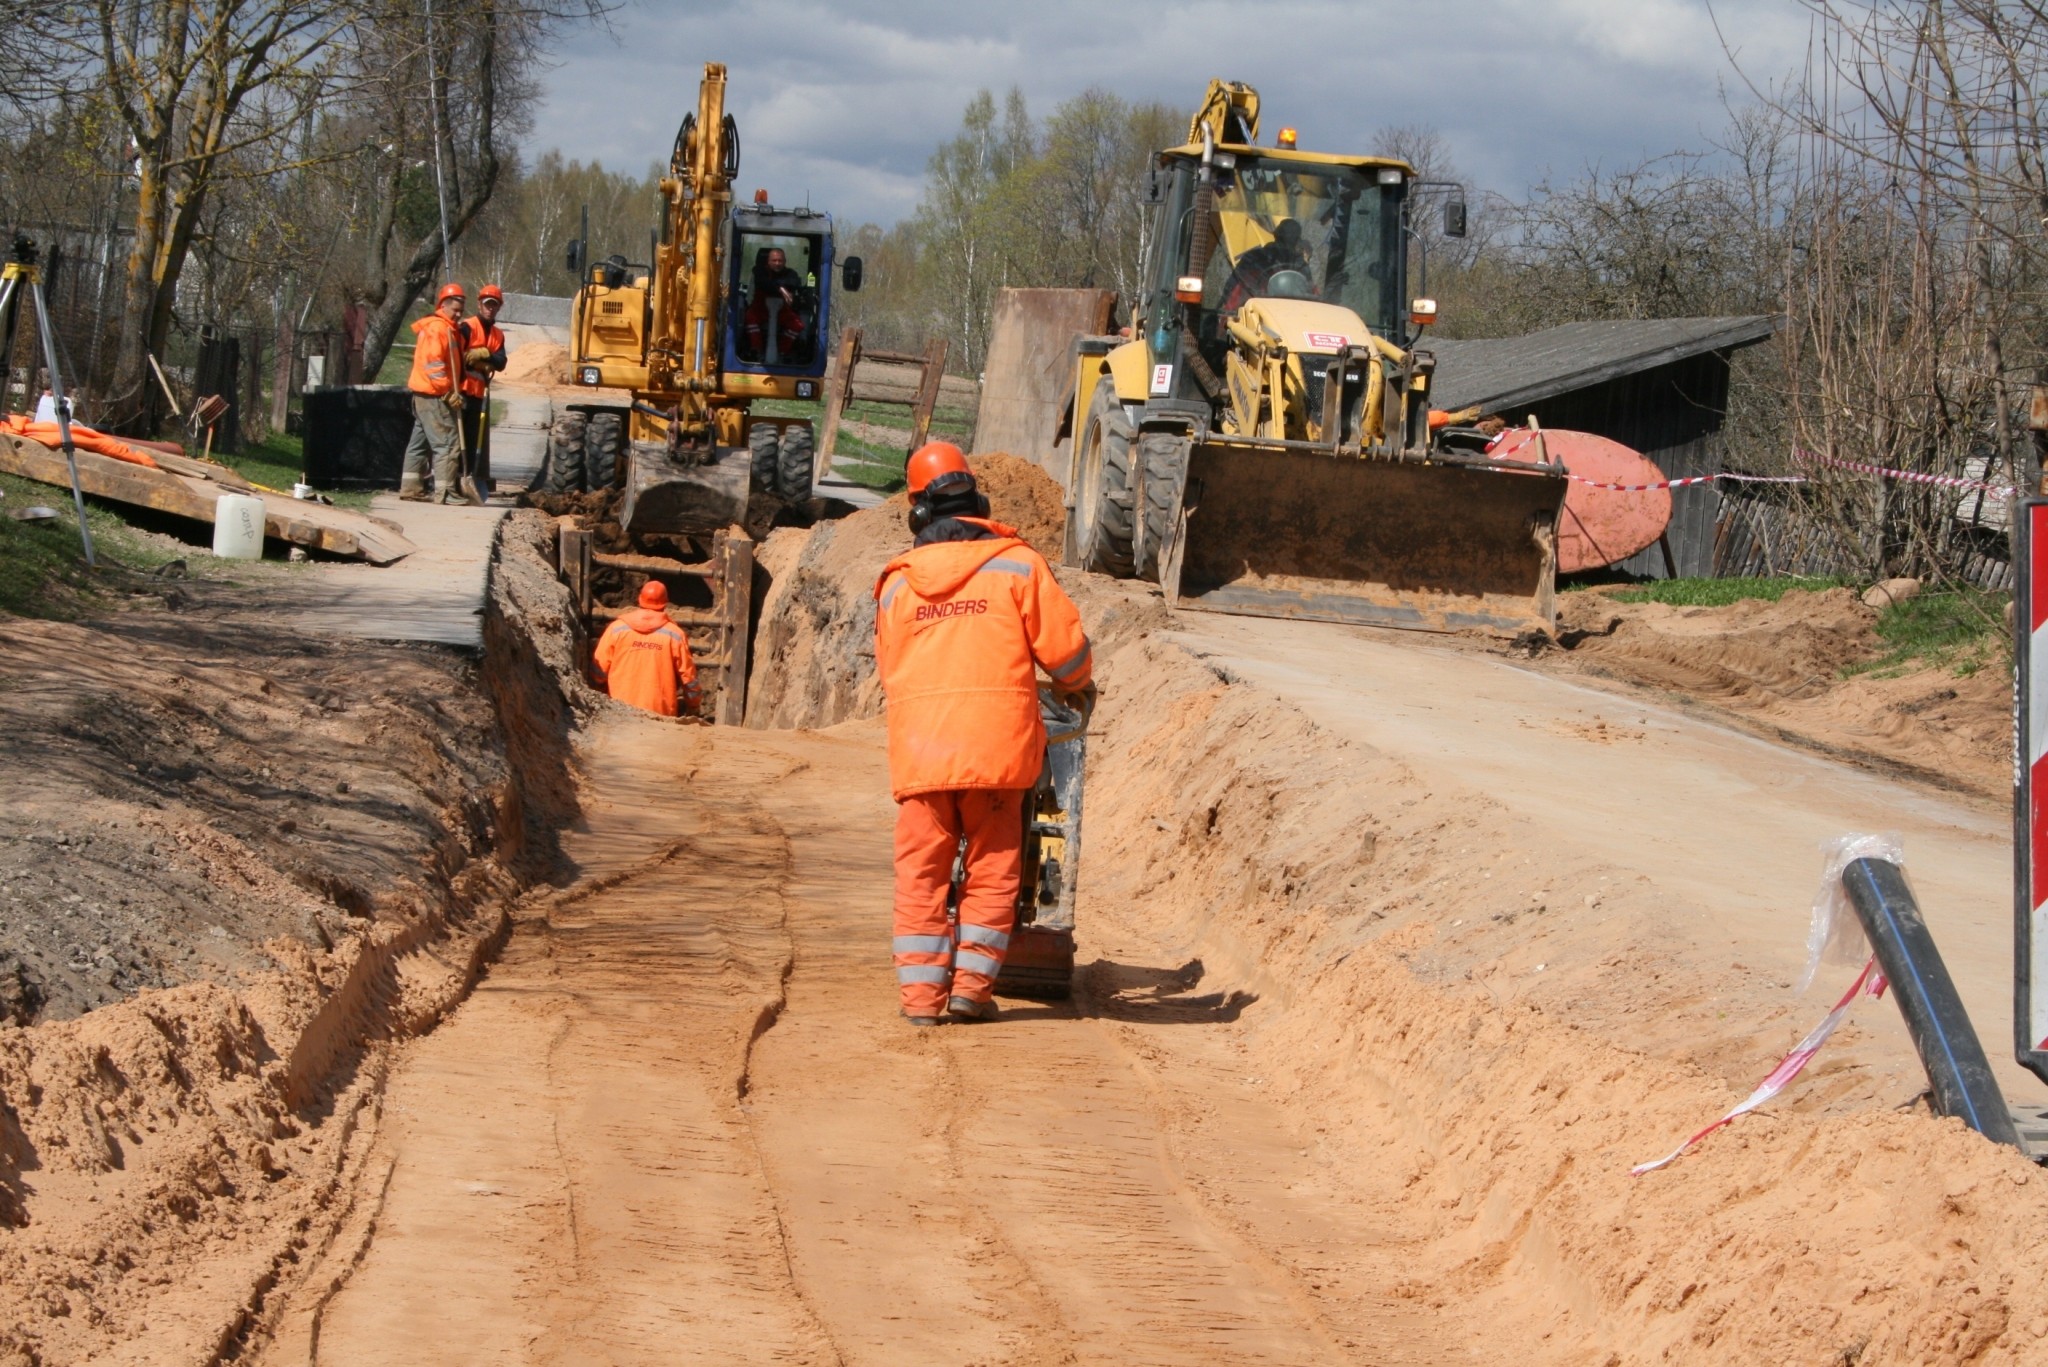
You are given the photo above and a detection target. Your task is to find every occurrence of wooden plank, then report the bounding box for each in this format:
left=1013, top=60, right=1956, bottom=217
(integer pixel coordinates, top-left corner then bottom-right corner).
left=816, top=326, right=861, bottom=478
left=718, top=526, right=753, bottom=726
left=590, top=549, right=717, bottom=578
left=909, top=336, right=949, bottom=451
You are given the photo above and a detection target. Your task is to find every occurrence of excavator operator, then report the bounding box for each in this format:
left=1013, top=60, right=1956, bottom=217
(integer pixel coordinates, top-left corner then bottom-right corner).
left=872, top=442, right=1096, bottom=1025
left=740, top=247, right=811, bottom=363
left=1220, top=217, right=1312, bottom=314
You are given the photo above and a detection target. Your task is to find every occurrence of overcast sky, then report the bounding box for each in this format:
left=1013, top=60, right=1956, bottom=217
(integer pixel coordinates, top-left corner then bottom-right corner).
left=528, top=0, right=1817, bottom=227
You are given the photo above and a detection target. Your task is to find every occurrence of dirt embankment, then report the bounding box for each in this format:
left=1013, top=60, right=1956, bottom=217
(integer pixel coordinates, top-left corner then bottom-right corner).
left=743, top=497, right=2047, bottom=1363
left=1547, top=586, right=2010, bottom=797
left=0, top=515, right=581, bottom=1365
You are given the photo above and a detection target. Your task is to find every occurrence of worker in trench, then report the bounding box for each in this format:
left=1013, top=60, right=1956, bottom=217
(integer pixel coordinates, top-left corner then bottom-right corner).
left=873, top=443, right=1096, bottom=1025
left=399, top=283, right=469, bottom=503
left=592, top=579, right=701, bottom=717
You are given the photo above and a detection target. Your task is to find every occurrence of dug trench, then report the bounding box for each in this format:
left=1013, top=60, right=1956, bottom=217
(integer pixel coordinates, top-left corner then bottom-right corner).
left=9, top=457, right=2048, bottom=1364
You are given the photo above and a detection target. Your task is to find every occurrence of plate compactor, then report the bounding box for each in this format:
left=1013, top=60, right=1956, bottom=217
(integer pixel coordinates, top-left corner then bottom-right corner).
left=949, top=688, right=1087, bottom=1001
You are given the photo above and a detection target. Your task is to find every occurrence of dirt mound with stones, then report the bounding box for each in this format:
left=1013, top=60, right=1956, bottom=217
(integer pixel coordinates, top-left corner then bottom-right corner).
left=0, top=515, right=582, bottom=1365
left=1546, top=586, right=2009, bottom=796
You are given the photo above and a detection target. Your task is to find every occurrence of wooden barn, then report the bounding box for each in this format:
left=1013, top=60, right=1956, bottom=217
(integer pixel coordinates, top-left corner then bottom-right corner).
left=1430, top=316, right=1777, bottom=579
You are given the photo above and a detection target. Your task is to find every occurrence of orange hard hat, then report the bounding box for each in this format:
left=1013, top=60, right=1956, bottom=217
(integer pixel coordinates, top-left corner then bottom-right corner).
left=478, top=284, right=504, bottom=303
left=436, top=282, right=465, bottom=305
left=638, top=579, right=669, bottom=609
left=906, top=441, right=971, bottom=495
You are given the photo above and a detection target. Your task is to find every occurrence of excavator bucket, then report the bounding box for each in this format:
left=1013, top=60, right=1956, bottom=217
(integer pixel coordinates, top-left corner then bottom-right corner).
left=1159, top=441, right=1569, bottom=635
left=620, top=442, right=751, bottom=537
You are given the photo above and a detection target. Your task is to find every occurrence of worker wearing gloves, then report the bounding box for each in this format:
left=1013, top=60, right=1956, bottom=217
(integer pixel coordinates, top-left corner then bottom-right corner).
left=873, top=442, right=1095, bottom=1026
left=400, top=283, right=468, bottom=503
left=592, top=579, right=701, bottom=717
left=456, top=284, right=509, bottom=503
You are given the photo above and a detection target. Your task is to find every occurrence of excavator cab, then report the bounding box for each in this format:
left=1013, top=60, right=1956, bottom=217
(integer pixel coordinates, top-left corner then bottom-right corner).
left=721, top=204, right=842, bottom=389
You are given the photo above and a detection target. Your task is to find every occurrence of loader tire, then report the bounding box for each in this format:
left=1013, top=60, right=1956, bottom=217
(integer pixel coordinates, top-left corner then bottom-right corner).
left=1073, top=379, right=1136, bottom=577
left=585, top=411, right=624, bottom=490
left=1135, top=430, right=1190, bottom=583
left=748, top=423, right=781, bottom=492
left=542, top=412, right=588, bottom=494
left=776, top=424, right=815, bottom=502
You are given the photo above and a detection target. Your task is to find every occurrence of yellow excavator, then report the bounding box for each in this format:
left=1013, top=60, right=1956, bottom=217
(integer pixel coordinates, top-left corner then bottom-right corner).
left=1063, top=80, right=1567, bottom=633
left=543, top=62, right=862, bottom=535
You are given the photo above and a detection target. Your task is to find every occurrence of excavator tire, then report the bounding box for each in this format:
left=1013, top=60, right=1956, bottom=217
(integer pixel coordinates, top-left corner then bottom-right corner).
left=1072, top=379, right=1135, bottom=577
left=776, top=425, right=815, bottom=502
left=585, top=411, right=624, bottom=490
left=542, top=412, right=588, bottom=494
left=1135, top=429, right=1190, bottom=583
left=748, top=423, right=780, bottom=492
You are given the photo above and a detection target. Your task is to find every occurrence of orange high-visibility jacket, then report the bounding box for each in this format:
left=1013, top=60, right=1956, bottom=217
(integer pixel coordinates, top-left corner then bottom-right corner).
left=593, top=607, right=698, bottom=716
left=457, top=316, right=507, bottom=400
left=407, top=313, right=462, bottom=398
left=872, top=519, right=1092, bottom=800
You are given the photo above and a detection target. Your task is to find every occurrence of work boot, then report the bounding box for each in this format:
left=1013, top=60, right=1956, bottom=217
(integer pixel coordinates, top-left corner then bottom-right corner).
left=901, top=1011, right=943, bottom=1029
left=398, top=474, right=429, bottom=502
left=946, top=996, right=998, bottom=1023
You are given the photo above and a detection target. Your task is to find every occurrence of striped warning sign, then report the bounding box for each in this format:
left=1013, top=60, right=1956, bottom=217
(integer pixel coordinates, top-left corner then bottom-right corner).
left=2017, top=500, right=2048, bottom=1080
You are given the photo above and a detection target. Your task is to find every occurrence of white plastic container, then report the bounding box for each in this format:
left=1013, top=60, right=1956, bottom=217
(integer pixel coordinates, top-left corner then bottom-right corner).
left=212, top=492, right=266, bottom=559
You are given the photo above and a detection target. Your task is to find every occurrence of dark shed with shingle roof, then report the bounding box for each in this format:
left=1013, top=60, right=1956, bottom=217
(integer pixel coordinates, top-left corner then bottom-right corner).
left=1429, top=316, right=1778, bottom=578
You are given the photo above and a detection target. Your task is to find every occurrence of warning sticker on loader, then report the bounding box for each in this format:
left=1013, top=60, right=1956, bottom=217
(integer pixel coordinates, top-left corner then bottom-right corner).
left=1150, top=364, right=1173, bottom=395
left=1304, top=331, right=1352, bottom=351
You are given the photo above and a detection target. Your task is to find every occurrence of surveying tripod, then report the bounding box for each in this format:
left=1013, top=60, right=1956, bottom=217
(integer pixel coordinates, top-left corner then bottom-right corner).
left=0, top=235, right=94, bottom=564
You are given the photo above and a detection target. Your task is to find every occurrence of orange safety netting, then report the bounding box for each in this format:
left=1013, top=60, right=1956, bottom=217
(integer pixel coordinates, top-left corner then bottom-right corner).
left=3, top=414, right=162, bottom=469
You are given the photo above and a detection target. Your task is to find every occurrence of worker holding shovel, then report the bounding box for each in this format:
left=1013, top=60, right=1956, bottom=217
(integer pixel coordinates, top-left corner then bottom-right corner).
left=456, top=284, right=508, bottom=504
left=872, top=442, right=1096, bottom=1026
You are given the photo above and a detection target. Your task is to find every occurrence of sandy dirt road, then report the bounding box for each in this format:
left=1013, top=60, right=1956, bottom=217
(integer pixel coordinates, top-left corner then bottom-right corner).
left=258, top=711, right=1452, bottom=1367
left=1171, top=613, right=2016, bottom=1095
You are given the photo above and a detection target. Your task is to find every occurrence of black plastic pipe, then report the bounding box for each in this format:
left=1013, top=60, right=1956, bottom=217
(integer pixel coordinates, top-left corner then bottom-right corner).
left=1842, top=857, right=2022, bottom=1149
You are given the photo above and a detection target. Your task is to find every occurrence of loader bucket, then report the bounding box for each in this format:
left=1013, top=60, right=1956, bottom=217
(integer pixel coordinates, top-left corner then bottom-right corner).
left=1160, top=441, right=1568, bottom=635
left=621, top=442, right=751, bottom=537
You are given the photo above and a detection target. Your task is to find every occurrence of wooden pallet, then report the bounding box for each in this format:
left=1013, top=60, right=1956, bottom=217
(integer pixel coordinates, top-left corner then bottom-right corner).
left=556, top=523, right=754, bottom=725
left=814, top=328, right=949, bottom=483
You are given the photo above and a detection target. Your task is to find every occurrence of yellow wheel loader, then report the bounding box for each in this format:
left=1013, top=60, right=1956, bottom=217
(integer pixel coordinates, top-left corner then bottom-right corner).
left=1063, top=81, right=1566, bottom=634
left=543, top=62, right=863, bottom=536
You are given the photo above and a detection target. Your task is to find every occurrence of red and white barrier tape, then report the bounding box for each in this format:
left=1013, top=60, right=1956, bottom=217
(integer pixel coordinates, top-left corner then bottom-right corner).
left=1630, top=956, right=1889, bottom=1175
left=1794, top=448, right=2014, bottom=494
left=1561, top=472, right=1808, bottom=492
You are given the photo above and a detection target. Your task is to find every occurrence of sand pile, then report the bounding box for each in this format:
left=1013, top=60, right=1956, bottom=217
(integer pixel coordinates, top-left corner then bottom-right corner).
left=1553, top=586, right=2010, bottom=795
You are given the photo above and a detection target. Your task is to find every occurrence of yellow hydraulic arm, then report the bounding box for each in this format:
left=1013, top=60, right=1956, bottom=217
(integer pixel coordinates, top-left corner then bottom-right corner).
left=1188, top=79, right=1259, bottom=147
left=647, top=62, right=737, bottom=448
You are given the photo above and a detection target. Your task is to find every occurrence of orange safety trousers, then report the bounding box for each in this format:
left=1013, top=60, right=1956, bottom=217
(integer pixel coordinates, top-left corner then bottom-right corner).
left=892, top=788, right=1023, bottom=1017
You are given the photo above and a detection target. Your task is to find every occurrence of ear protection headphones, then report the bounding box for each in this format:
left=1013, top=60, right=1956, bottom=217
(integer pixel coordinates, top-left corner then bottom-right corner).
left=908, top=472, right=989, bottom=533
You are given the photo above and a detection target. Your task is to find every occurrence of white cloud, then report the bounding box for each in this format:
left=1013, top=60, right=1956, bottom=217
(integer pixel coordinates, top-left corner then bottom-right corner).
left=527, top=0, right=1817, bottom=226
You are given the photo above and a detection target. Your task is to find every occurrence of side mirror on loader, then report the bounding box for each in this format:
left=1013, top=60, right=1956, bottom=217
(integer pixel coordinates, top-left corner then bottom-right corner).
left=565, top=237, right=586, bottom=277
left=1443, top=202, right=1468, bottom=239
left=842, top=256, right=863, bottom=292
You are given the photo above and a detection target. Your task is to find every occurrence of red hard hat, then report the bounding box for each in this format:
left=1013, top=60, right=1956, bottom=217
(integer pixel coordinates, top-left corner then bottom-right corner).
left=478, top=284, right=504, bottom=303
left=436, top=282, right=465, bottom=305
left=906, top=441, right=971, bottom=495
left=638, top=579, right=669, bottom=609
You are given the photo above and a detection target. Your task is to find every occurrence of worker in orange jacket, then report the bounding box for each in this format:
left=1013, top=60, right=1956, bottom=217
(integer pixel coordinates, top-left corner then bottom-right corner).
left=872, top=442, right=1095, bottom=1025
left=457, top=284, right=508, bottom=502
left=593, top=579, right=701, bottom=717
left=400, top=283, right=468, bottom=503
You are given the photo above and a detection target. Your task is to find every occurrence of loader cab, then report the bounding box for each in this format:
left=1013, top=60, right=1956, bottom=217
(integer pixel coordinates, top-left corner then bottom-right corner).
left=722, top=204, right=839, bottom=389
left=1142, top=147, right=1408, bottom=405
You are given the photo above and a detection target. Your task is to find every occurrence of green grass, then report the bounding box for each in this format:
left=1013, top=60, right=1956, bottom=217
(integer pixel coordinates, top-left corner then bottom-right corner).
left=374, top=341, right=412, bottom=387
left=1600, top=575, right=1850, bottom=608
left=751, top=394, right=974, bottom=495
left=0, top=469, right=215, bottom=619
left=1845, top=585, right=2009, bottom=679
left=211, top=432, right=370, bottom=511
